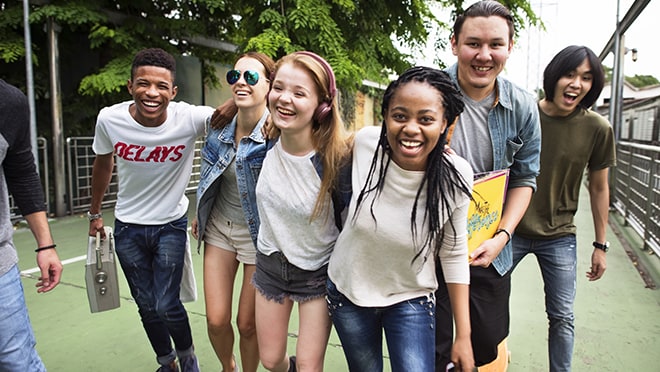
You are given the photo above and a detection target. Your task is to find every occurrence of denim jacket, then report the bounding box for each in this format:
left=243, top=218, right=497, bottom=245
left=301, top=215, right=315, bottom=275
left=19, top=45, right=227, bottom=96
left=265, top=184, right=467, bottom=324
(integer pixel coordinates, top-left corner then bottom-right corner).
left=196, top=111, right=269, bottom=250
left=447, top=64, right=541, bottom=275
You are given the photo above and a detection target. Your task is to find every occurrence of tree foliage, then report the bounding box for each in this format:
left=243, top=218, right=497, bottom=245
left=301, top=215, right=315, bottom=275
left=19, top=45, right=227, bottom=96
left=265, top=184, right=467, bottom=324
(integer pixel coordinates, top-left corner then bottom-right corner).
left=626, top=74, right=660, bottom=88
left=0, top=0, right=541, bottom=136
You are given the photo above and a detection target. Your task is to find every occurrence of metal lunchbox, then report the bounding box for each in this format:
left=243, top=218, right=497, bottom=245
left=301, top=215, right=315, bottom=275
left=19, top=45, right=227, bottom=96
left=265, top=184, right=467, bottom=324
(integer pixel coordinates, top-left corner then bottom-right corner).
left=85, top=226, right=120, bottom=313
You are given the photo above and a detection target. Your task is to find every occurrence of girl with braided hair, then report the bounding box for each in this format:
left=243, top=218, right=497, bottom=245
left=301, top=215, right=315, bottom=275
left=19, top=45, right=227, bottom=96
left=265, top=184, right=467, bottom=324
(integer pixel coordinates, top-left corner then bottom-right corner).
left=327, top=66, right=475, bottom=371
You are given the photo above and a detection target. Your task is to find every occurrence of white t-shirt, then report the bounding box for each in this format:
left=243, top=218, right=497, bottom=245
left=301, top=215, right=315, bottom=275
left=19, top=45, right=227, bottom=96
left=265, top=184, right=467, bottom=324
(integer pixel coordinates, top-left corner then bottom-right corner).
left=328, top=126, right=473, bottom=307
left=256, top=141, right=338, bottom=270
left=93, top=100, right=213, bottom=224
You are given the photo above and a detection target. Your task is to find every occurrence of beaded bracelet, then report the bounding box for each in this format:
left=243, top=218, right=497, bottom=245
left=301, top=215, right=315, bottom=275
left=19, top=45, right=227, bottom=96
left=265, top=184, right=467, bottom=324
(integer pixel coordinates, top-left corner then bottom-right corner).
left=35, top=244, right=57, bottom=252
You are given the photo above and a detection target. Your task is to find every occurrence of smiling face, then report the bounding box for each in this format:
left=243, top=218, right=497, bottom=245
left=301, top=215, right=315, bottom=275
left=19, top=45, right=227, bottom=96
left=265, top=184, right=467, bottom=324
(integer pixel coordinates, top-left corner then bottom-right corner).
left=127, top=65, right=177, bottom=127
left=451, top=15, right=513, bottom=100
left=543, top=58, right=594, bottom=117
left=385, top=81, right=447, bottom=171
left=268, top=62, right=319, bottom=136
left=231, top=56, right=270, bottom=110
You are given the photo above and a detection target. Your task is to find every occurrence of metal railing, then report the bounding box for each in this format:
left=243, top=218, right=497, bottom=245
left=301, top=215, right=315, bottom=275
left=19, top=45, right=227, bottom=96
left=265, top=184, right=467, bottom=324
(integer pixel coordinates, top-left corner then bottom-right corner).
left=65, top=137, right=204, bottom=215
left=11, top=136, right=660, bottom=260
left=612, top=141, right=660, bottom=256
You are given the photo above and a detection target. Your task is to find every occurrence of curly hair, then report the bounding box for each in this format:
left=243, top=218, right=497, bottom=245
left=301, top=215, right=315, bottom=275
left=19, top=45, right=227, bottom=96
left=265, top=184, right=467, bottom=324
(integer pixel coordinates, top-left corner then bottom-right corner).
left=131, top=48, right=176, bottom=82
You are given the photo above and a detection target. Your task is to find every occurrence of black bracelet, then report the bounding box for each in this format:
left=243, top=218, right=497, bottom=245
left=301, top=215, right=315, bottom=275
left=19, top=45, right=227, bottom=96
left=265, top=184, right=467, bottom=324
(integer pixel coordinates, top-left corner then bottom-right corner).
left=494, top=229, right=512, bottom=244
left=35, top=244, right=57, bottom=252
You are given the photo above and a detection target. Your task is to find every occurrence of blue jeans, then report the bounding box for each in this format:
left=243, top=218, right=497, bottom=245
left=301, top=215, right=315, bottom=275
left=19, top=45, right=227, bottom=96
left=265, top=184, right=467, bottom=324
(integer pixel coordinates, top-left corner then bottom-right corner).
left=0, top=265, right=46, bottom=372
left=326, top=279, right=435, bottom=372
left=114, top=216, right=193, bottom=363
left=512, top=235, right=576, bottom=372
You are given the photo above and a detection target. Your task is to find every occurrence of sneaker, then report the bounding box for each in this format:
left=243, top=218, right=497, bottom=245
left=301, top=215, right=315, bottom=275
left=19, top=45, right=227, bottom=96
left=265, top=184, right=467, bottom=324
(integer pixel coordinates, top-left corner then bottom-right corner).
left=288, top=355, right=296, bottom=372
left=156, top=360, right=179, bottom=372
left=179, top=353, right=200, bottom=372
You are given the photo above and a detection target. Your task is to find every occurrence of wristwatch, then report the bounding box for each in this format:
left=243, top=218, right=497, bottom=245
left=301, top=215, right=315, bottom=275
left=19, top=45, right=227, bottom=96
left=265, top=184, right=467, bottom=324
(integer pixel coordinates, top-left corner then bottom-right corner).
left=592, top=241, right=609, bottom=252
left=87, top=211, right=103, bottom=221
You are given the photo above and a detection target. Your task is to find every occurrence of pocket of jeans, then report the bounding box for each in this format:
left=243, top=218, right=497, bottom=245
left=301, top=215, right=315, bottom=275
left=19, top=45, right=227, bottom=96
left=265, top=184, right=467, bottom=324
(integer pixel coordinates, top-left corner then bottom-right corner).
left=113, top=221, right=130, bottom=238
left=325, top=279, right=344, bottom=316
left=167, top=216, right=189, bottom=233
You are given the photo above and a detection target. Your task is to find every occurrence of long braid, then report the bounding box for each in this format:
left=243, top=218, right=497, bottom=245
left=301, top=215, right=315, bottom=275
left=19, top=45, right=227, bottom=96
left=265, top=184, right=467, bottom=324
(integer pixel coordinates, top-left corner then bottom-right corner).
left=353, top=66, right=472, bottom=266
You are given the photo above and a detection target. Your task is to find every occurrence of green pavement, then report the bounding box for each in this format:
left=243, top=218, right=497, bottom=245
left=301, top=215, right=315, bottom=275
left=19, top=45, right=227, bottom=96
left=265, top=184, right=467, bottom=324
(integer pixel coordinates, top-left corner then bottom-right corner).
left=13, top=185, right=660, bottom=371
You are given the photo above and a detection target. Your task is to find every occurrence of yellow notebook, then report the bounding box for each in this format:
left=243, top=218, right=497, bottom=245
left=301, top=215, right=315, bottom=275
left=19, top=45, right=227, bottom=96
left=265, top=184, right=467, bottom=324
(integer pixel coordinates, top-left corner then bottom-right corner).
left=467, top=169, right=510, bottom=257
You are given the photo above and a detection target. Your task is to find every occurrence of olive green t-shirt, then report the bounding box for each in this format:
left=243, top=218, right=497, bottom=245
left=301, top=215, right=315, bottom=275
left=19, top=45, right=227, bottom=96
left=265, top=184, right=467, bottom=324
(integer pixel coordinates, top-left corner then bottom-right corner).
left=515, top=105, right=616, bottom=239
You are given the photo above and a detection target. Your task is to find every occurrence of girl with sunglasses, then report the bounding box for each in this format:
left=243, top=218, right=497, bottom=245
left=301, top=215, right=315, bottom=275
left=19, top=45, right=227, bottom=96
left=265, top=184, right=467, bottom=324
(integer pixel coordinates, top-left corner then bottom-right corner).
left=192, top=51, right=275, bottom=372
left=252, top=51, right=351, bottom=372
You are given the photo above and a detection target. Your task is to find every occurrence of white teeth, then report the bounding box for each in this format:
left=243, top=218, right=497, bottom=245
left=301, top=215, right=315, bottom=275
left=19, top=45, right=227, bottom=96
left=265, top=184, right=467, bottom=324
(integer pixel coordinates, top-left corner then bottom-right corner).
left=277, top=108, right=295, bottom=115
left=475, top=66, right=490, bottom=71
left=565, top=92, right=578, bottom=97
left=401, top=140, right=421, bottom=147
left=143, top=101, right=159, bottom=107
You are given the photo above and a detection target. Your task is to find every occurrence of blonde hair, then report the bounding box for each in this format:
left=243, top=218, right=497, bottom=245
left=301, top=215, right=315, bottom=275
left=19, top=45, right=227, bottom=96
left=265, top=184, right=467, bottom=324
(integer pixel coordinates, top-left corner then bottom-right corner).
left=274, top=52, right=352, bottom=220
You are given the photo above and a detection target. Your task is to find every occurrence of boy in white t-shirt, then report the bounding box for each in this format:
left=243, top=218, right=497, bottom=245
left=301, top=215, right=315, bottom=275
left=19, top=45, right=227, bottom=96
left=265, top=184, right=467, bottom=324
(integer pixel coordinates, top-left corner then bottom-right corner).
left=88, top=48, right=213, bottom=372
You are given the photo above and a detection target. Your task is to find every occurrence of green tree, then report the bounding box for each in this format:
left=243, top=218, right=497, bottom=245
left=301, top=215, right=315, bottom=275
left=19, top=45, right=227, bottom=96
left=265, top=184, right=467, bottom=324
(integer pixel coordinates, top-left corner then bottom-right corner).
left=626, top=74, right=660, bottom=88
left=1, top=0, right=242, bottom=136
left=0, top=0, right=540, bottom=136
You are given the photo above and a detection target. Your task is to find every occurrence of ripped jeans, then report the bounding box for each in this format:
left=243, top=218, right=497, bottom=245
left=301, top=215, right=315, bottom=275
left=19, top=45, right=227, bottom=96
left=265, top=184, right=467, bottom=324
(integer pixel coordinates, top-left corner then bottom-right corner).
left=326, top=279, right=435, bottom=372
left=114, top=216, right=194, bottom=363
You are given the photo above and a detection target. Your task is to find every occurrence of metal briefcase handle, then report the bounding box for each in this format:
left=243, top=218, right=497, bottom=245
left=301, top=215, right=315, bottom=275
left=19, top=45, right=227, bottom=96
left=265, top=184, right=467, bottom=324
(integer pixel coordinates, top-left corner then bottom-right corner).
left=94, top=231, right=107, bottom=284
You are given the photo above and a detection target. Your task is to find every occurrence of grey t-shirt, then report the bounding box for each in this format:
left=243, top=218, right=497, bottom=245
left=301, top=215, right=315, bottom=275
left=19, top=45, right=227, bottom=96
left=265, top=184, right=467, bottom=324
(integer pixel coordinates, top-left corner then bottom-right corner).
left=450, top=89, right=495, bottom=173
left=213, top=156, right=246, bottom=224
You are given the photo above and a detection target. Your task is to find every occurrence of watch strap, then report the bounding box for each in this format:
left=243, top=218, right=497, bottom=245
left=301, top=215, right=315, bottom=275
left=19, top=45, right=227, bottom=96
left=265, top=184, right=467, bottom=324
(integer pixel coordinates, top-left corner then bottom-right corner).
left=592, top=241, right=609, bottom=252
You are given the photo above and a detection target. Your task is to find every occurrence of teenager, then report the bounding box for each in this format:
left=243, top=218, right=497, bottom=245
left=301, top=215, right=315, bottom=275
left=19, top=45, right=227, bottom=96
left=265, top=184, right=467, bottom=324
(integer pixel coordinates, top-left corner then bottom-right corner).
left=0, top=79, right=63, bottom=372
left=327, top=66, right=475, bottom=372
left=252, top=51, right=351, bottom=372
left=89, top=48, right=213, bottom=372
left=434, top=1, right=542, bottom=370
left=512, top=45, right=615, bottom=372
left=192, top=52, right=275, bottom=372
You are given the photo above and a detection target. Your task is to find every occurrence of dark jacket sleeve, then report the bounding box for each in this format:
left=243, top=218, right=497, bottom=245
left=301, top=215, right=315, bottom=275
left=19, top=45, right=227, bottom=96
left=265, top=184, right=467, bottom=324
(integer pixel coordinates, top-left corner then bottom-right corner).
left=0, top=80, right=46, bottom=215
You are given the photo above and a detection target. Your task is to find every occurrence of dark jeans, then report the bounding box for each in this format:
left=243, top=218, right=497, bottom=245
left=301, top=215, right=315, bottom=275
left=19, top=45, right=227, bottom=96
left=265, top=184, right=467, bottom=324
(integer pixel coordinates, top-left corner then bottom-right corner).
left=114, top=215, right=193, bottom=361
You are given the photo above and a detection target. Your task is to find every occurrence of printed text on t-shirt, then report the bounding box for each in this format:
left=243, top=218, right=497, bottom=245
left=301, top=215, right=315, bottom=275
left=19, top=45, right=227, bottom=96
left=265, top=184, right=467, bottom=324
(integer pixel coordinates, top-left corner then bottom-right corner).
left=114, top=142, right=185, bottom=162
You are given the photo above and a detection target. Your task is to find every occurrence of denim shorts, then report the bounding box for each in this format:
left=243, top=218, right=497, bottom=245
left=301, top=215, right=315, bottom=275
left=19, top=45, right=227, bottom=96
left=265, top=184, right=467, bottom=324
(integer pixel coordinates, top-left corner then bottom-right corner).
left=204, top=211, right=256, bottom=264
left=252, top=250, right=328, bottom=304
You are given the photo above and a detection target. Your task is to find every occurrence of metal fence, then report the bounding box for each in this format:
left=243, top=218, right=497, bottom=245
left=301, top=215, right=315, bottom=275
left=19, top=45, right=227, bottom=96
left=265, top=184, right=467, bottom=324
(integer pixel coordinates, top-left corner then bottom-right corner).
left=11, top=136, right=660, bottom=259
left=65, top=137, right=205, bottom=215
left=612, top=141, right=660, bottom=256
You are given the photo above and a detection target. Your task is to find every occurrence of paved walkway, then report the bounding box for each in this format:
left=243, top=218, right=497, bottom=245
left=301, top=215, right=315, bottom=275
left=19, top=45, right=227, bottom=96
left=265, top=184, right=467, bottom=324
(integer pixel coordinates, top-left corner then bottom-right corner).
left=13, top=184, right=660, bottom=371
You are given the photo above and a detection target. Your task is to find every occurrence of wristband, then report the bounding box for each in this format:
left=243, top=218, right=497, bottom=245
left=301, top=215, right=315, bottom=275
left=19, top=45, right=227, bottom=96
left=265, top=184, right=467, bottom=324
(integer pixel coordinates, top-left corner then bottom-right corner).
left=494, top=229, right=511, bottom=244
left=35, top=244, right=57, bottom=252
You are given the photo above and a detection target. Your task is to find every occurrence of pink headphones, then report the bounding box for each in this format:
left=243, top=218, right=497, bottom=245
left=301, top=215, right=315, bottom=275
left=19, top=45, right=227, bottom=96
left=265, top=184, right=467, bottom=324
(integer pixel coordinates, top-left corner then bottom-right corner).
left=295, top=51, right=337, bottom=123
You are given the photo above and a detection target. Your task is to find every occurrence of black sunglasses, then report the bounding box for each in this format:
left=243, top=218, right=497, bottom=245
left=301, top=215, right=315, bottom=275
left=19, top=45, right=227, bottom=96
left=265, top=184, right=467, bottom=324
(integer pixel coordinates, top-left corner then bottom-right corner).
left=226, top=69, right=260, bottom=86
